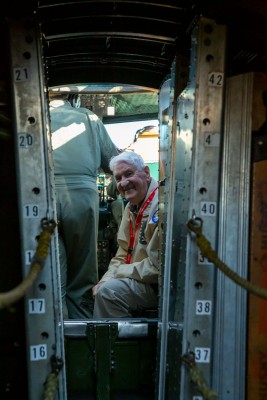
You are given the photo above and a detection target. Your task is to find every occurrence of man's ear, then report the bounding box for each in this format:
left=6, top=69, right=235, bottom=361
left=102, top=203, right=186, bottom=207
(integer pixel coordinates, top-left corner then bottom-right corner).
left=144, top=165, right=151, bottom=178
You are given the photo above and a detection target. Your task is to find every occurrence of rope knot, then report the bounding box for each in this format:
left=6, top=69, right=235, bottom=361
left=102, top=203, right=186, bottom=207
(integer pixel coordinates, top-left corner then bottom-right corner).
left=187, top=217, right=203, bottom=236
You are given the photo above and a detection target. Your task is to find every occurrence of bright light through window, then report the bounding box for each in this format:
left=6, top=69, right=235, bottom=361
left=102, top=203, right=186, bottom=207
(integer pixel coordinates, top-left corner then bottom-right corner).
left=105, top=120, right=158, bottom=151
left=105, top=119, right=159, bottom=180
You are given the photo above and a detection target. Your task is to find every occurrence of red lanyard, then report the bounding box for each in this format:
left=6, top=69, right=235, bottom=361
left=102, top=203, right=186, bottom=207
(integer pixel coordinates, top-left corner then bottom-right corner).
left=126, top=186, right=158, bottom=264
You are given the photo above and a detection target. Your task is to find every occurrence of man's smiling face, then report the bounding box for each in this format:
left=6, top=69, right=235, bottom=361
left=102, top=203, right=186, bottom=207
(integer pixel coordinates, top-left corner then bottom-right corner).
left=114, top=161, right=151, bottom=205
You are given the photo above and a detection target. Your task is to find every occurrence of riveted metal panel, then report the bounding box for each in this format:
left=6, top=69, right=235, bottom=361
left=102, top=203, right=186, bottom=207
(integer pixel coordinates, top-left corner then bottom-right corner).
left=157, top=60, right=178, bottom=399
left=180, top=18, right=226, bottom=400
left=157, top=16, right=226, bottom=400
left=9, top=17, right=66, bottom=399
left=212, top=72, right=255, bottom=399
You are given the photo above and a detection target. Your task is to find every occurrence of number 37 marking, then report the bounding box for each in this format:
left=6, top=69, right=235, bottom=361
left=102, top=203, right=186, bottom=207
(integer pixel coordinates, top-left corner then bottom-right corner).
left=195, top=347, right=211, bottom=363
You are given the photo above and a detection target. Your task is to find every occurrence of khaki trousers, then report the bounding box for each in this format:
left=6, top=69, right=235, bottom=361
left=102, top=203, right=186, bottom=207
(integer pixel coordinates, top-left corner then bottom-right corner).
left=93, top=277, right=158, bottom=318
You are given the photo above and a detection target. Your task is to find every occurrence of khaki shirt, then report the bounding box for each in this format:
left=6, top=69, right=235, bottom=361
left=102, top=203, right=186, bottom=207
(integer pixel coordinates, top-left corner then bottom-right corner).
left=100, top=177, right=159, bottom=284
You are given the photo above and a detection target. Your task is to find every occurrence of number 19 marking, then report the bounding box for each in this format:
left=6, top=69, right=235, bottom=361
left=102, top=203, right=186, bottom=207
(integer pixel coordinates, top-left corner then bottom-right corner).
left=23, top=204, right=39, bottom=218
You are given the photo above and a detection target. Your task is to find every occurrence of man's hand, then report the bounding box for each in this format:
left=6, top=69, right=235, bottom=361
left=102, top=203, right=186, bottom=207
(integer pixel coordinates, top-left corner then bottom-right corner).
left=92, top=282, right=105, bottom=297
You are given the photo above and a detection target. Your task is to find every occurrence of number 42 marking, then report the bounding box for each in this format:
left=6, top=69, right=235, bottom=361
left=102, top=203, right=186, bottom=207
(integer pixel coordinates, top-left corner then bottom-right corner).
left=208, top=72, right=224, bottom=87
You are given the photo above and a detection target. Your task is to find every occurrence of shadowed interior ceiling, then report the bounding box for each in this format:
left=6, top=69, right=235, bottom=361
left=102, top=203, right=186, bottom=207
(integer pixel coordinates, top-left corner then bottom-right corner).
left=3, top=0, right=267, bottom=118
left=35, top=0, right=267, bottom=89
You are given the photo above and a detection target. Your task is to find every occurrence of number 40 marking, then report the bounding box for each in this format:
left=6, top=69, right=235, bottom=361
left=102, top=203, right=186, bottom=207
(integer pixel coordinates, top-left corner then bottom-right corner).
left=200, top=202, right=216, bottom=216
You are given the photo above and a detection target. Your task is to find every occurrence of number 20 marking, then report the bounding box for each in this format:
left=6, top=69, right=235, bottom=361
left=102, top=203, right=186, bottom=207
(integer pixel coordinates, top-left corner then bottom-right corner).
left=19, top=134, right=34, bottom=148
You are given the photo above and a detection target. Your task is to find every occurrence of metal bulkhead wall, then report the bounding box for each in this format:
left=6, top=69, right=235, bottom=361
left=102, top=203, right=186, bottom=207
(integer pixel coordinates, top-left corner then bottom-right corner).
left=180, top=17, right=226, bottom=400
left=212, top=73, right=257, bottom=399
left=157, top=51, right=190, bottom=399
left=8, top=17, right=66, bottom=399
left=157, top=17, right=227, bottom=400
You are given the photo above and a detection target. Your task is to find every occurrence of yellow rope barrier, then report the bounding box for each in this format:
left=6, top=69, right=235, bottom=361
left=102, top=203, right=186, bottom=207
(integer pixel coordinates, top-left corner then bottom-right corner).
left=0, top=218, right=57, bottom=310
left=43, top=355, right=64, bottom=400
left=187, top=217, right=267, bottom=300
left=0, top=218, right=62, bottom=399
left=182, top=353, right=218, bottom=400
left=43, top=373, right=58, bottom=400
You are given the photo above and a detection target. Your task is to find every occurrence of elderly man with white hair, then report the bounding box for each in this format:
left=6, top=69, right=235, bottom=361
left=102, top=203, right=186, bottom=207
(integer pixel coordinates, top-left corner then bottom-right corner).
left=93, top=151, right=159, bottom=318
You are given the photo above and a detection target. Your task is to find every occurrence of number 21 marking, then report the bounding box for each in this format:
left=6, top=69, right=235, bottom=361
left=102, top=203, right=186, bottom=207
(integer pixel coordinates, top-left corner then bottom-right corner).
left=14, top=67, right=30, bottom=82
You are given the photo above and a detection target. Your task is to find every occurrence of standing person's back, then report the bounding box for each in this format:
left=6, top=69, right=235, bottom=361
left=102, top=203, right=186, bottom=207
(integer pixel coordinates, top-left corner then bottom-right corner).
left=50, top=95, right=118, bottom=318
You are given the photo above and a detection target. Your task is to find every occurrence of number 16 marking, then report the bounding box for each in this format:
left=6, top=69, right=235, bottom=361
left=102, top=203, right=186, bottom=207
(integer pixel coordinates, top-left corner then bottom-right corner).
left=30, top=344, right=47, bottom=361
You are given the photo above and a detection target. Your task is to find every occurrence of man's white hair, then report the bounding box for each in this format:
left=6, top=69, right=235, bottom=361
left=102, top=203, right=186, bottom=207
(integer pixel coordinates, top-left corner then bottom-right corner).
left=109, top=151, right=145, bottom=172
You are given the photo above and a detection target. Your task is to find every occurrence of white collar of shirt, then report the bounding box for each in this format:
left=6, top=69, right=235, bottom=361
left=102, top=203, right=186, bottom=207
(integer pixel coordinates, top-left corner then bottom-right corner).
left=50, top=99, right=69, bottom=108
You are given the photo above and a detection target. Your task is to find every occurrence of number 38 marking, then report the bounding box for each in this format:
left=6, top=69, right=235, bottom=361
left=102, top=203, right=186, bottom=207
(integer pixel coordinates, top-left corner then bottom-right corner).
left=196, top=300, right=212, bottom=315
